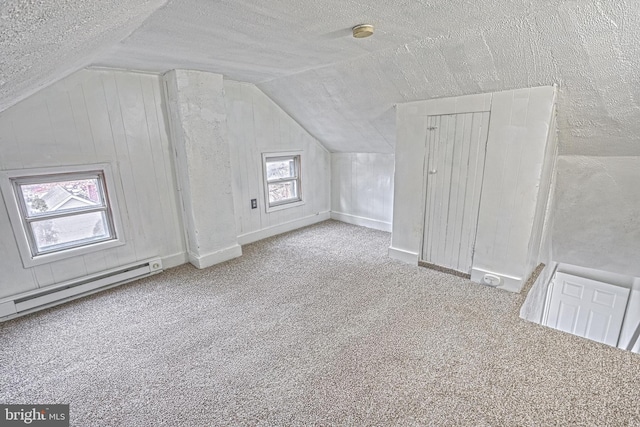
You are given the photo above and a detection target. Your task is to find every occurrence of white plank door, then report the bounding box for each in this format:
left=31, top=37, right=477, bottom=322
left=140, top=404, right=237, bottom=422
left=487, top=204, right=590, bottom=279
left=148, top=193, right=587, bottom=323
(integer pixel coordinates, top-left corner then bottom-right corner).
left=421, top=112, right=490, bottom=274
left=545, top=272, right=630, bottom=347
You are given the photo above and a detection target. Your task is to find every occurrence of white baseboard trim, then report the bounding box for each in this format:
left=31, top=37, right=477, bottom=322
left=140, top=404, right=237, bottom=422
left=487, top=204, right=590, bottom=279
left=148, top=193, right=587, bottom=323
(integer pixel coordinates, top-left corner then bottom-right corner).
left=471, top=267, right=522, bottom=293
left=188, top=244, right=243, bottom=269
left=330, top=211, right=392, bottom=232
left=162, top=252, right=188, bottom=269
left=520, top=262, right=557, bottom=324
left=237, top=211, right=330, bottom=245
left=388, top=246, right=418, bottom=265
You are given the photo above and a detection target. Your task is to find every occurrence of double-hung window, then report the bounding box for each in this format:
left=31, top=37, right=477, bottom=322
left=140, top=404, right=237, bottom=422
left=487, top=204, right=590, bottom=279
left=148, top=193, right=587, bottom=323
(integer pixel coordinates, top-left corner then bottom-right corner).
left=0, top=164, right=124, bottom=267
left=262, top=153, right=303, bottom=212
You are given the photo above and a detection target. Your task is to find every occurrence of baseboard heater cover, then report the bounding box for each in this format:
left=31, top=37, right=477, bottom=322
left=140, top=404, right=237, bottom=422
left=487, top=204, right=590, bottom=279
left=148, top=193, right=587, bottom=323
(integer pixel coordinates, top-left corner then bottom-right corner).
left=0, top=258, right=163, bottom=321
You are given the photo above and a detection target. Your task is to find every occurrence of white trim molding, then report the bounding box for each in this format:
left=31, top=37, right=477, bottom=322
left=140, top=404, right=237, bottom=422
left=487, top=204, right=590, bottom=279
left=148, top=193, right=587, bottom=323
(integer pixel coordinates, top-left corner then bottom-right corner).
left=238, top=211, right=330, bottom=245
left=330, top=211, right=392, bottom=232
left=162, top=252, right=189, bottom=269
left=471, top=267, right=522, bottom=293
left=262, top=151, right=304, bottom=213
left=388, top=246, right=419, bottom=265
left=188, top=244, right=242, bottom=269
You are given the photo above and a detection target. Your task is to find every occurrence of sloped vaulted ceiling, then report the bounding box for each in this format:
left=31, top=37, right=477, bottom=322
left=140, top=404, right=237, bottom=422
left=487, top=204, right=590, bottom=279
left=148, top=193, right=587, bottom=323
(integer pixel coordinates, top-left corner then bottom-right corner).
left=2, top=0, right=639, bottom=155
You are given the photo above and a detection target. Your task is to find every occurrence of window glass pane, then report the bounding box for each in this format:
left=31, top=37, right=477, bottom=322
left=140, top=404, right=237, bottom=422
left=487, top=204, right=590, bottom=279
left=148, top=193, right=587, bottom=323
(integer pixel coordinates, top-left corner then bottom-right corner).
left=266, top=158, right=296, bottom=181
left=30, top=211, right=111, bottom=254
left=20, top=178, right=103, bottom=216
left=268, top=181, right=299, bottom=204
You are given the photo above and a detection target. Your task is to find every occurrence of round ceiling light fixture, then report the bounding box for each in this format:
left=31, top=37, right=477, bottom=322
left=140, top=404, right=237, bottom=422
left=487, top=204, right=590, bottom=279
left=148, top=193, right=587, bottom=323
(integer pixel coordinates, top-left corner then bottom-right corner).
left=352, top=24, right=374, bottom=38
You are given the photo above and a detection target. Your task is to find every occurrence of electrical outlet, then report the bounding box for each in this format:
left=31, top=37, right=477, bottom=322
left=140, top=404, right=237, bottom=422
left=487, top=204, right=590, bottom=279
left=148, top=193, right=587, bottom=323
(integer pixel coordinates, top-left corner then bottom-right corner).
left=149, top=259, right=163, bottom=272
left=482, top=274, right=502, bottom=287
left=251, top=199, right=257, bottom=209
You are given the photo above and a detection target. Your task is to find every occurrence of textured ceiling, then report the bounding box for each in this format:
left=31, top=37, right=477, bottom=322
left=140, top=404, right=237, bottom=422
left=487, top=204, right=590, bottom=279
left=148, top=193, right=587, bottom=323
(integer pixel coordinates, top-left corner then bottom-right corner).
left=2, top=0, right=640, bottom=155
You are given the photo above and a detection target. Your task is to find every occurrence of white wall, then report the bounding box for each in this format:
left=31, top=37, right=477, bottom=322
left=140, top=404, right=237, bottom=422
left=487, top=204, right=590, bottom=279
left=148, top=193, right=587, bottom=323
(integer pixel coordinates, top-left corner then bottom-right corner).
left=472, top=87, right=556, bottom=291
left=391, top=92, right=493, bottom=265
left=164, top=70, right=241, bottom=268
left=0, top=69, right=186, bottom=299
left=392, top=87, right=555, bottom=292
left=552, top=155, right=640, bottom=278
left=224, top=81, right=330, bottom=244
left=620, top=281, right=640, bottom=353
left=520, top=113, right=559, bottom=323
left=546, top=155, right=640, bottom=353
left=330, top=153, right=394, bottom=232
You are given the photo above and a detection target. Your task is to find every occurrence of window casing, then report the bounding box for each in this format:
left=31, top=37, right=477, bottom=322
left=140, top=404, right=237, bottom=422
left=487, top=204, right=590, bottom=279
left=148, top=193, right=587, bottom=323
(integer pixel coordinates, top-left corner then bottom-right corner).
left=262, top=153, right=303, bottom=212
left=0, top=164, right=124, bottom=267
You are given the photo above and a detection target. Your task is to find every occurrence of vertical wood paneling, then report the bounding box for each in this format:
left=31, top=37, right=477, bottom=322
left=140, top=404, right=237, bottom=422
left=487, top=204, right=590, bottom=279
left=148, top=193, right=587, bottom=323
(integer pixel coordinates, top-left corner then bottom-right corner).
left=118, top=74, right=160, bottom=261
left=0, top=198, right=35, bottom=295
left=46, top=91, right=82, bottom=164
left=140, top=76, right=173, bottom=256
left=66, top=79, right=98, bottom=164
left=247, top=85, right=265, bottom=231
left=0, top=68, right=186, bottom=299
left=461, top=112, right=490, bottom=270
left=430, top=116, right=447, bottom=265
left=50, top=256, right=88, bottom=284
left=422, top=111, right=490, bottom=273
left=82, top=250, right=108, bottom=278
left=438, top=115, right=456, bottom=265
left=83, top=73, right=118, bottom=162
left=102, top=72, right=140, bottom=264
left=477, top=90, right=513, bottom=266
left=330, top=152, right=395, bottom=228
left=393, top=88, right=554, bottom=288
left=225, top=80, right=330, bottom=238
left=446, top=113, right=469, bottom=268
left=13, top=100, right=54, bottom=169
left=225, top=83, right=245, bottom=235
left=0, top=116, right=23, bottom=169
left=32, top=265, right=55, bottom=288
left=423, top=116, right=436, bottom=262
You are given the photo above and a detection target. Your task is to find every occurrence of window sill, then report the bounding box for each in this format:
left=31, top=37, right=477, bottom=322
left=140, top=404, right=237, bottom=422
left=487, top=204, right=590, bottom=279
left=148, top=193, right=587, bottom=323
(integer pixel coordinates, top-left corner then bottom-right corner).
left=19, top=238, right=126, bottom=268
left=265, top=200, right=305, bottom=213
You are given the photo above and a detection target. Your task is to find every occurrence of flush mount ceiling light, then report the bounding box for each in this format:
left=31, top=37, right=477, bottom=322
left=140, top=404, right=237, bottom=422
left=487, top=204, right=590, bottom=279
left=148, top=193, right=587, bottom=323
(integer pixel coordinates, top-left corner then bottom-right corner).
left=352, top=24, right=374, bottom=38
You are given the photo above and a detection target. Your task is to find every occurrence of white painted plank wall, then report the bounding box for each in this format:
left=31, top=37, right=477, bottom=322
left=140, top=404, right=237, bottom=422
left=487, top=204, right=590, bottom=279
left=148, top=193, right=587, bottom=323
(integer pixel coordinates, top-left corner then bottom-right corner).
left=473, top=86, right=556, bottom=289
left=392, top=88, right=555, bottom=292
left=620, top=283, right=640, bottom=353
left=421, top=112, right=490, bottom=273
left=391, top=92, right=492, bottom=264
left=520, top=107, right=559, bottom=323
left=0, top=69, right=186, bottom=299
left=224, top=80, right=330, bottom=243
left=330, top=153, right=394, bottom=232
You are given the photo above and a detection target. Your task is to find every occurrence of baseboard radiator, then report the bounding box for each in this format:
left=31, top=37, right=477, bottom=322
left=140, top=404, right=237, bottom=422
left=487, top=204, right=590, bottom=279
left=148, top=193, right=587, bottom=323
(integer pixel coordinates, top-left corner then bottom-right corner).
left=0, top=258, right=163, bottom=322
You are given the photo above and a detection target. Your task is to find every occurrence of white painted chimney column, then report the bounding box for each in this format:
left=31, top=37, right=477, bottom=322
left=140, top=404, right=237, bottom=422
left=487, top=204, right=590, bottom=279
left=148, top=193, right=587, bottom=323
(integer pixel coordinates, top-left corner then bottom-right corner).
left=164, top=69, right=241, bottom=268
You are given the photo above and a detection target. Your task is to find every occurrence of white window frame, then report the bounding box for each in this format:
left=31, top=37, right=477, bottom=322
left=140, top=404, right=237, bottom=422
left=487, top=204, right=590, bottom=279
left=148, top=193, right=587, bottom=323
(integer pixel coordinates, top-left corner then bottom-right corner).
left=262, top=152, right=304, bottom=213
left=0, top=163, right=125, bottom=268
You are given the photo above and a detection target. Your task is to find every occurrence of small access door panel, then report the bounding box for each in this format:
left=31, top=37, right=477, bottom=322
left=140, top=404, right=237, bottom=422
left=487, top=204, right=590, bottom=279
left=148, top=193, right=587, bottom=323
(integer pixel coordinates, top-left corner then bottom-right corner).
left=421, top=112, right=490, bottom=275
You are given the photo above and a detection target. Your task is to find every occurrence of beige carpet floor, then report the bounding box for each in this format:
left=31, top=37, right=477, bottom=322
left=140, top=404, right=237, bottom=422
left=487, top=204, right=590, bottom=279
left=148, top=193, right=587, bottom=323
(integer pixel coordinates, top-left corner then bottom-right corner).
left=1, top=220, right=639, bottom=426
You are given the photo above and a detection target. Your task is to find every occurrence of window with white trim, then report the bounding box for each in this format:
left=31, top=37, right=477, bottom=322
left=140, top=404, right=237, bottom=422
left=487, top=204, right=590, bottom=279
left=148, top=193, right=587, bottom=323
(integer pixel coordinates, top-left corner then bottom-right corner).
left=262, top=153, right=303, bottom=212
left=0, top=164, right=124, bottom=267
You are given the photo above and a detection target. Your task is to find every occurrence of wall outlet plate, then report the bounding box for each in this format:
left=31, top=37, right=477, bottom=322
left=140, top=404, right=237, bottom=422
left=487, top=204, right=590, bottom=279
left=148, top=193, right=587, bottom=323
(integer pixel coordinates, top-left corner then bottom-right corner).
left=251, top=199, right=257, bottom=209
left=149, top=259, right=163, bottom=272
left=482, top=273, right=502, bottom=287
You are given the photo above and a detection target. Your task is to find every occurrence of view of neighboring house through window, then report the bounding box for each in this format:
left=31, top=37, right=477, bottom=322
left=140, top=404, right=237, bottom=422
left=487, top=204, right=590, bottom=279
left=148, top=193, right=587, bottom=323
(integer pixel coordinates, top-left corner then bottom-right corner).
left=263, top=153, right=302, bottom=211
left=13, top=172, right=115, bottom=256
